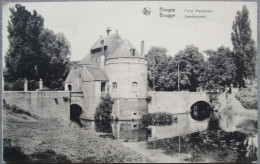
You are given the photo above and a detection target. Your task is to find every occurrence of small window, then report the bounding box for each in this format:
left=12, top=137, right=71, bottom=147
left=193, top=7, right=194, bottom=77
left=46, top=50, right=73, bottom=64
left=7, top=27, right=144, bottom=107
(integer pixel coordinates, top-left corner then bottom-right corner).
left=132, top=82, right=138, bottom=92
left=130, top=49, right=136, bottom=56
left=68, top=84, right=72, bottom=91
left=101, top=82, right=106, bottom=92
left=112, top=82, right=117, bottom=92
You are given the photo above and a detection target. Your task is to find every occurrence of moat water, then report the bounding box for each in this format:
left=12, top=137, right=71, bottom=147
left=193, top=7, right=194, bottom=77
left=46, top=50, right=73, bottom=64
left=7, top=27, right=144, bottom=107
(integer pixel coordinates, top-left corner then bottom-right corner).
left=80, top=112, right=258, bottom=163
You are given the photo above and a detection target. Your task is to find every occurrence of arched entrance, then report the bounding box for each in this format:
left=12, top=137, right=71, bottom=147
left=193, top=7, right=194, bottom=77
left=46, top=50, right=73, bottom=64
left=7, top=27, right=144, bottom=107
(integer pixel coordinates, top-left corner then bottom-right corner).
left=70, top=104, right=83, bottom=126
left=190, top=101, right=212, bottom=121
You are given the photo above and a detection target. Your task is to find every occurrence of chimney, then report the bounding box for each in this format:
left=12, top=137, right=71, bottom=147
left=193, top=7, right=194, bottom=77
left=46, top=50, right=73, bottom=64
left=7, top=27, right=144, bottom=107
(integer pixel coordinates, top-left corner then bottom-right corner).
left=141, top=41, right=144, bottom=56
left=106, top=26, right=111, bottom=36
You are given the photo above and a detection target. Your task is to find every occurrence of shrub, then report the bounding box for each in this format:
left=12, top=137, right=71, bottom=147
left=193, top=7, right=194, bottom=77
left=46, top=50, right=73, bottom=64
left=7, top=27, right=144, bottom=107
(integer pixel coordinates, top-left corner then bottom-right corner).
left=3, top=139, right=31, bottom=163
left=235, top=87, right=257, bottom=110
left=94, top=94, right=114, bottom=122
left=3, top=139, right=72, bottom=163
left=141, top=112, right=177, bottom=126
left=31, top=149, right=72, bottom=163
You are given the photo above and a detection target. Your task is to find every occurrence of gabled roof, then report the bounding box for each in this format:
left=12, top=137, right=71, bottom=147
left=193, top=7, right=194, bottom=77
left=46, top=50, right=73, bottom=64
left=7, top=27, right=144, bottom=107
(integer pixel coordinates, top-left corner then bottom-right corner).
left=106, top=39, right=144, bottom=59
left=78, top=53, right=100, bottom=66
left=65, top=67, right=82, bottom=83
left=65, top=65, right=109, bottom=83
left=85, top=65, right=109, bottom=81
left=90, top=33, right=121, bottom=51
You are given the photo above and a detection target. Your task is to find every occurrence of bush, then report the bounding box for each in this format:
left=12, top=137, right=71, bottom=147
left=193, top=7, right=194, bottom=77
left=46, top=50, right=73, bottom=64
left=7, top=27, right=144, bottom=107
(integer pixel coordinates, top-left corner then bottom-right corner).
left=235, top=87, right=257, bottom=110
left=94, top=94, right=114, bottom=122
left=31, top=149, right=72, bottom=163
left=3, top=139, right=72, bottom=163
left=3, top=139, right=31, bottom=163
left=141, top=112, right=177, bottom=126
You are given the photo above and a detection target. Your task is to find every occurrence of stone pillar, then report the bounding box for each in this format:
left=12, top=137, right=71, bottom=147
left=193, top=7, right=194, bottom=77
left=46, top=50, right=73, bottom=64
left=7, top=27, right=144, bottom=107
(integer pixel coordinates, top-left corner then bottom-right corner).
left=39, top=78, right=43, bottom=90
left=24, top=79, right=28, bottom=91
left=230, top=84, right=233, bottom=94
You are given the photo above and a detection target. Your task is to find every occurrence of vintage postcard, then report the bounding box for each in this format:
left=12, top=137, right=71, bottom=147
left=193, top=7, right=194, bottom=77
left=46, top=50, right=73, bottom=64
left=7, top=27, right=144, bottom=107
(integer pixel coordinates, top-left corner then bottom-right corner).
left=2, top=1, right=258, bottom=163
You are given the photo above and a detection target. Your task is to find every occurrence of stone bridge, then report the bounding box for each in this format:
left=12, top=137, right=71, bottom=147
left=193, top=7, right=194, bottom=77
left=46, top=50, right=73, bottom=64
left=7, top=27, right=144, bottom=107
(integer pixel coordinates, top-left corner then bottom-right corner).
left=148, top=91, right=227, bottom=114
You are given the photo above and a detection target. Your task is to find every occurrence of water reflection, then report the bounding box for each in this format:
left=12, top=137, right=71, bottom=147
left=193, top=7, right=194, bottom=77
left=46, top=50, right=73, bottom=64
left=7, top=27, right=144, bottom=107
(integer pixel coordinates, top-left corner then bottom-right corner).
left=80, top=111, right=258, bottom=163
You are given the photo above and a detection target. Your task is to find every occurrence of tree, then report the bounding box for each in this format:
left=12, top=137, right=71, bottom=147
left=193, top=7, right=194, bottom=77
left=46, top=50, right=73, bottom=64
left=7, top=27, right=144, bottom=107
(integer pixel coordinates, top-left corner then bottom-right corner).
left=145, top=47, right=173, bottom=91
left=203, top=47, right=237, bottom=91
left=94, top=95, right=114, bottom=122
left=4, top=4, right=71, bottom=90
left=231, top=5, right=256, bottom=88
left=173, top=45, right=206, bottom=91
left=39, top=29, right=71, bottom=89
left=5, top=4, right=44, bottom=81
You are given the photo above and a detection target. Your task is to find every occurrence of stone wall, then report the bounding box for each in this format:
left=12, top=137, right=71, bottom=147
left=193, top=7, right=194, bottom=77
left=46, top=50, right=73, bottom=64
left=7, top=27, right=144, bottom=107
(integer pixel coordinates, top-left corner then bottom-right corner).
left=112, top=98, right=148, bottom=120
left=105, top=58, right=148, bottom=99
left=3, top=91, right=70, bottom=120
left=148, top=92, right=210, bottom=114
left=148, top=91, right=227, bottom=114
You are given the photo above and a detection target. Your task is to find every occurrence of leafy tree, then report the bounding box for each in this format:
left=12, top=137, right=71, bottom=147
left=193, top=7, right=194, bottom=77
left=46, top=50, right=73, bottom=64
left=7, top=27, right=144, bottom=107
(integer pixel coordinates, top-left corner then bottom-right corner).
left=231, top=5, right=256, bottom=88
left=203, top=47, right=236, bottom=91
left=145, top=47, right=170, bottom=91
left=4, top=4, right=71, bottom=90
left=5, top=4, right=44, bottom=81
left=39, top=29, right=71, bottom=89
left=94, top=95, right=114, bottom=122
left=174, top=45, right=206, bottom=91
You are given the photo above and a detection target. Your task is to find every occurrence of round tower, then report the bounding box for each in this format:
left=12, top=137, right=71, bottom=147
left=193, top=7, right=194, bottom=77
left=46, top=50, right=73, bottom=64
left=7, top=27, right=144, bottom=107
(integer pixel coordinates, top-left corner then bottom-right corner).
left=105, top=40, right=147, bottom=99
left=105, top=39, right=148, bottom=120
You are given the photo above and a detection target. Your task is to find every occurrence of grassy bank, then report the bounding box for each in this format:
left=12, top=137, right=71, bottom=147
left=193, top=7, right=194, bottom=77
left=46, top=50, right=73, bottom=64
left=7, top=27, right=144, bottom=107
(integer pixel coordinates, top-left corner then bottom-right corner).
left=235, top=87, right=257, bottom=110
left=3, top=106, right=149, bottom=163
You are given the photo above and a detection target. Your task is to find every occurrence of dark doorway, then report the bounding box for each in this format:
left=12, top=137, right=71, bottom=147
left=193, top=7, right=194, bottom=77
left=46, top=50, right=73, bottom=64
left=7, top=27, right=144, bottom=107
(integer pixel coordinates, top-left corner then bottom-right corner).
left=68, top=84, right=72, bottom=91
left=190, top=101, right=212, bottom=121
left=70, top=104, right=83, bottom=126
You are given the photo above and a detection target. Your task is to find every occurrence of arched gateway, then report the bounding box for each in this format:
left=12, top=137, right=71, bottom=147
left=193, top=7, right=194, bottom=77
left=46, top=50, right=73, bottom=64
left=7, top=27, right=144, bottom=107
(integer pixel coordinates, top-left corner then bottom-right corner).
left=70, top=104, right=83, bottom=124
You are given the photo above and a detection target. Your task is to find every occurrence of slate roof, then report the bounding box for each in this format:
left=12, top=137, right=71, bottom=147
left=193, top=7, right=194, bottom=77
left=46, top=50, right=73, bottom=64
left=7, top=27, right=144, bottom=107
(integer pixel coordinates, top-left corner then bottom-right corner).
left=65, top=67, right=81, bottom=83
left=91, top=33, right=121, bottom=51
left=85, top=65, right=109, bottom=81
left=65, top=65, right=109, bottom=83
left=78, top=53, right=100, bottom=66
left=106, top=39, right=144, bottom=59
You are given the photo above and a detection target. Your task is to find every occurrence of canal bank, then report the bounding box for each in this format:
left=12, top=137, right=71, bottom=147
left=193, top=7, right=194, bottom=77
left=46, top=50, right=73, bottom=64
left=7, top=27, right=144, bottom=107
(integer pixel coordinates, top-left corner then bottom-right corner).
left=2, top=108, right=150, bottom=163
left=222, top=91, right=257, bottom=118
left=81, top=112, right=258, bottom=163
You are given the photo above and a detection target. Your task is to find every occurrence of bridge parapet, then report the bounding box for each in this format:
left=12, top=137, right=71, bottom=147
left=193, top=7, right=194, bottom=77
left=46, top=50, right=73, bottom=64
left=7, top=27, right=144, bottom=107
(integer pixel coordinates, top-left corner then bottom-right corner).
left=148, top=91, right=227, bottom=114
left=70, top=91, right=84, bottom=97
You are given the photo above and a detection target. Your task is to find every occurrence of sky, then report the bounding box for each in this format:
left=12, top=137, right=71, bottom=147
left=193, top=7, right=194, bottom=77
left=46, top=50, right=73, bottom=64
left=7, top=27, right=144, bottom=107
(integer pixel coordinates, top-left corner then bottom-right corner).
left=2, top=1, right=258, bottom=62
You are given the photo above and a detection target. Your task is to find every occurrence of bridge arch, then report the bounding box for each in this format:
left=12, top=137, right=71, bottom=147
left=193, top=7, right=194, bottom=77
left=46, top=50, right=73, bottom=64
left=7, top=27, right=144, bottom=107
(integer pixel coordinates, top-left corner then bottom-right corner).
left=190, top=101, right=212, bottom=121
left=70, top=104, right=83, bottom=125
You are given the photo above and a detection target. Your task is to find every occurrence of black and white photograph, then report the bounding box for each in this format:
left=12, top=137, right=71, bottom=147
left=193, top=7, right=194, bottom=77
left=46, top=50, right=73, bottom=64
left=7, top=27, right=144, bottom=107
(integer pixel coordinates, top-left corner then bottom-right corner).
left=1, top=1, right=258, bottom=163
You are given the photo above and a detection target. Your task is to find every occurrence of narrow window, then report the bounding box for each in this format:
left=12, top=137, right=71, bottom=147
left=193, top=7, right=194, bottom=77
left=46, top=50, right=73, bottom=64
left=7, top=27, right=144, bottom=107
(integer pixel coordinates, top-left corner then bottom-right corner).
left=68, top=84, right=72, bottom=91
left=132, top=82, right=138, bottom=92
left=130, top=49, right=136, bottom=56
left=112, top=82, right=117, bottom=92
left=101, top=82, right=106, bottom=92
